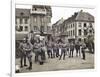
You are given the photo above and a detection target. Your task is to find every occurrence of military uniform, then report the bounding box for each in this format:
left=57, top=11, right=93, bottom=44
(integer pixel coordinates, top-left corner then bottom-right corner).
left=53, top=43, right=57, bottom=58
left=33, top=42, right=41, bottom=63
left=59, top=43, right=66, bottom=60
left=47, top=42, right=53, bottom=58
left=23, top=42, right=33, bottom=70
left=81, top=43, right=86, bottom=60
left=19, top=42, right=27, bottom=68
left=75, top=42, right=81, bottom=57
left=69, top=42, right=74, bottom=57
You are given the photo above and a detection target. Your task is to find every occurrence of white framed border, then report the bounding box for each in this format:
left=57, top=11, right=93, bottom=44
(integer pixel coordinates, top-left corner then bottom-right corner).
left=11, top=0, right=96, bottom=77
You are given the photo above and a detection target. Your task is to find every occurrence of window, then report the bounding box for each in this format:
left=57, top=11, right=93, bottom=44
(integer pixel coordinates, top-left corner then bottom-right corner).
left=16, top=26, right=23, bottom=32
left=73, top=30, right=75, bottom=36
left=84, top=29, right=87, bottom=36
left=19, top=26, right=23, bottom=31
left=69, top=31, right=70, bottom=36
left=20, top=18, right=23, bottom=24
left=34, top=26, right=38, bottom=31
left=40, top=26, right=44, bottom=32
left=79, top=22, right=81, bottom=27
left=89, top=23, right=93, bottom=28
left=89, top=30, right=92, bottom=33
left=78, top=29, right=81, bottom=36
left=71, top=30, right=72, bottom=36
left=24, top=26, right=28, bottom=31
left=78, top=38, right=81, bottom=42
left=25, top=18, right=28, bottom=24
left=84, top=23, right=87, bottom=27
left=73, top=23, right=74, bottom=28
left=71, top=24, right=72, bottom=28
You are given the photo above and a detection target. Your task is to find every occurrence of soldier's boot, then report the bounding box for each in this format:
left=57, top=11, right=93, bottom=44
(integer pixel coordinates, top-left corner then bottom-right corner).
left=28, top=62, right=32, bottom=70
left=20, top=60, right=23, bottom=68
left=24, top=57, right=27, bottom=66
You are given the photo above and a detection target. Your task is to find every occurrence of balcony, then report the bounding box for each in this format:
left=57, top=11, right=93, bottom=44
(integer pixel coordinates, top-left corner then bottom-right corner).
left=30, top=9, right=46, bottom=15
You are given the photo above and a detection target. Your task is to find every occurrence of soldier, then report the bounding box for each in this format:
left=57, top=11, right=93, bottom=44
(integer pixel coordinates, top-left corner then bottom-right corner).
left=47, top=41, right=53, bottom=58
left=75, top=41, right=81, bottom=57
left=23, top=39, right=33, bottom=70
left=81, top=42, right=86, bottom=60
left=38, top=40, right=46, bottom=65
left=59, top=43, right=66, bottom=60
left=66, top=42, right=70, bottom=56
left=56, top=43, right=59, bottom=57
left=33, top=38, right=41, bottom=63
left=52, top=42, right=57, bottom=58
left=19, top=38, right=27, bottom=68
left=69, top=41, right=74, bottom=58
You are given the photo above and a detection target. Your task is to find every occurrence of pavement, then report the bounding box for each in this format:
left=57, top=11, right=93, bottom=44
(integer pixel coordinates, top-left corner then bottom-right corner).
left=15, top=50, right=94, bottom=73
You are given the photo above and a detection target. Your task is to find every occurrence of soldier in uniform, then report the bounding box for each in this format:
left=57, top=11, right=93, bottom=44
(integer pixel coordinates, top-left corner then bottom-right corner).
left=56, top=43, right=59, bottom=57
left=75, top=41, right=81, bottom=57
left=69, top=41, right=74, bottom=58
left=81, top=42, right=86, bottom=60
left=66, top=42, right=70, bottom=56
left=47, top=41, right=53, bottom=58
left=52, top=42, right=57, bottom=58
left=19, top=38, right=27, bottom=68
left=33, top=38, right=41, bottom=63
left=59, top=42, right=66, bottom=60
left=23, top=39, right=33, bottom=70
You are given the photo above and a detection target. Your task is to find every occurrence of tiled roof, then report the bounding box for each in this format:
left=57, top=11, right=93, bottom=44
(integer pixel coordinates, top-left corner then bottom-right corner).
left=64, top=10, right=94, bottom=23
left=16, top=8, right=30, bottom=17
left=53, top=18, right=64, bottom=27
left=75, top=11, right=94, bottom=22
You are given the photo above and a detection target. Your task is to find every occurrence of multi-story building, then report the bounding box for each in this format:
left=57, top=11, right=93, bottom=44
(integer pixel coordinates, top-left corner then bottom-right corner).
left=16, top=5, right=52, bottom=41
left=64, top=10, right=94, bottom=42
left=30, top=5, right=52, bottom=35
left=16, top=9, right=30, bottom=40
left=52, top=18, right=65, bottom=41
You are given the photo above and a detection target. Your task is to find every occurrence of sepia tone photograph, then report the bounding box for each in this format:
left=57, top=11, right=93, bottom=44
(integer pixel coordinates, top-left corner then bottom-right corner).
left=15, top=4, right=95, bottom=73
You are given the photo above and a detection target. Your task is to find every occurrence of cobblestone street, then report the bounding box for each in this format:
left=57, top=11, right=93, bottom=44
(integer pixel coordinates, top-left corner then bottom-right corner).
left=16, top=51, right=94, bottom=73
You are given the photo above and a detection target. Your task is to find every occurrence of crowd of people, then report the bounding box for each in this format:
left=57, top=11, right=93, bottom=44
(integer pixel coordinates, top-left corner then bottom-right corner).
left=16, top=34, right=87, bottom=71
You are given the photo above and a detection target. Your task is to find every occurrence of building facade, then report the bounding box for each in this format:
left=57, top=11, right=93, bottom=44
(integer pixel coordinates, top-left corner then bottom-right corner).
left=52, top=18, right=66, bottom=42
left=52, top=10, right=94, bottom=43
left=64, top=10, right=94, bottom=43
left=16, top=5, right=52, bottom=40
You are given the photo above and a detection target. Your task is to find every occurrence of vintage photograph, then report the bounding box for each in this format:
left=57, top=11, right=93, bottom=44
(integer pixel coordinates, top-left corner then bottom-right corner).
left=15, top=4, right=95, bottom=73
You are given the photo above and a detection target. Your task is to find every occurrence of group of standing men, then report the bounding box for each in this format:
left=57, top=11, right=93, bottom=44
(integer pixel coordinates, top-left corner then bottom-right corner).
left=17, top=35, right=87, bottom=71
left=46, top=40, right=86, bottom=60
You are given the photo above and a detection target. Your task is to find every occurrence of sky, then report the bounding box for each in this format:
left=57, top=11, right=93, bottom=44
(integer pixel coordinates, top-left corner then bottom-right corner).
left=16, top=4, right=95, bottom=25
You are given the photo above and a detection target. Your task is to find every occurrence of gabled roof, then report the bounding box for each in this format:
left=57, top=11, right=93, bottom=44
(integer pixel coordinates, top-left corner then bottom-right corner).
left=64, top=10, right=94, bottom=23
left=75, top=10, right=94, bottom=22
left=16, top=8, right=30, bottom=17
left=52, top=18, right=64, bottom=27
